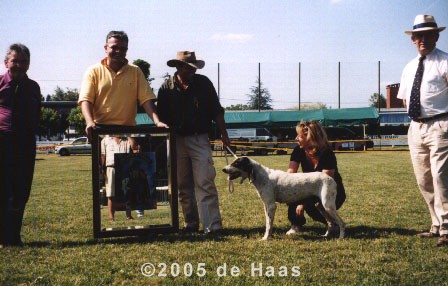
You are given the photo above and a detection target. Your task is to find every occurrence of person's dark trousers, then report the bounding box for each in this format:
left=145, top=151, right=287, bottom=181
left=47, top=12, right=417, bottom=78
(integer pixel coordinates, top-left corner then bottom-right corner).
left=288, top=197, right=327, bottom=226
left=0, top=134, right=12, bottom=245
left=0, top=133, right=35, bottom=246
left=288, top=189, right=346, bottom=227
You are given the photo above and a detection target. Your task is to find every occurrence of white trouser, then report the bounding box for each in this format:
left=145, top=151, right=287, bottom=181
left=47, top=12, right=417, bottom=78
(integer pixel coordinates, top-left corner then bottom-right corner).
left=105, top=167, right=116, bottom=197
left=176, top=133, right=223, bottom=232
left=408, top=117, right=448, bottom=235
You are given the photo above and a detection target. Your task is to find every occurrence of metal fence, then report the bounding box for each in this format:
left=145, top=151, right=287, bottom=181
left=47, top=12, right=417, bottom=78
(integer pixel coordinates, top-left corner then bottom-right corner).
left=153, top=60, right=409, bottom=111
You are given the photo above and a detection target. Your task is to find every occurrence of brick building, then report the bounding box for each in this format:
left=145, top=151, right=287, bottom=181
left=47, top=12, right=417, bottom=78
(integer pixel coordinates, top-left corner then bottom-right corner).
left=386, top=83, right=402, bottom=108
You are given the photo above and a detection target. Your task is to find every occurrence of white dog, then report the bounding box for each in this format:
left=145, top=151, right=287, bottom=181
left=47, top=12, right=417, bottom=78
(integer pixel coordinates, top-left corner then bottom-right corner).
left=222, top=156, right=345, bottom=240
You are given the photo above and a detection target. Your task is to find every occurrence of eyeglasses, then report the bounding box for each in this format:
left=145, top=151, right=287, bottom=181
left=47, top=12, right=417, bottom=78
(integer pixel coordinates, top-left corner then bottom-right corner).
left=106, top=45, right=128, bottom=52
left=412, top=31, right=438, bottom=40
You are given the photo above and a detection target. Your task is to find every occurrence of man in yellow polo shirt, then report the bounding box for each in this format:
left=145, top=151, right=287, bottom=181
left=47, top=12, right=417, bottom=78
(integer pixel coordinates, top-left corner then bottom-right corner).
left=78, top=30, right=167, bottom=139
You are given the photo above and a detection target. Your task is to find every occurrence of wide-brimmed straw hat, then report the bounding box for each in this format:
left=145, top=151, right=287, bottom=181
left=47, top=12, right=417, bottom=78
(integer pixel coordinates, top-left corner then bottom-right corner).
left=405, top=14, right=446, bottom=35
left=167, top=51, right=205, bottom=69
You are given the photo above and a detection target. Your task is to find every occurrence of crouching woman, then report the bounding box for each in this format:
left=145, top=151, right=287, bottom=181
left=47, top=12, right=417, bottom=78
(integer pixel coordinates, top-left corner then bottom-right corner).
left=286, top=121, right=346, bottom=235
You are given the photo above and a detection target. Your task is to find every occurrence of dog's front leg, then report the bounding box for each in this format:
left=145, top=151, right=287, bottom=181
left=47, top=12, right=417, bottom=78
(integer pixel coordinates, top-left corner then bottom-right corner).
left=262, top=203, right=276, bottom=240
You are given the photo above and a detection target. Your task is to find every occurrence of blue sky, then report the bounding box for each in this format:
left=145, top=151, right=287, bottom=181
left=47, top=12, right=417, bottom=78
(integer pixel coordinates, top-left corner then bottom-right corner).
left=1, top=0, right=447, bottom=109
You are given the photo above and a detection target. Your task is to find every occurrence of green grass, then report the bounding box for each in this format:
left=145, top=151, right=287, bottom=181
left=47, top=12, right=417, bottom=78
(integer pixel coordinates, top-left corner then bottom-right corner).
left=1, top=152, right=448, bottom=285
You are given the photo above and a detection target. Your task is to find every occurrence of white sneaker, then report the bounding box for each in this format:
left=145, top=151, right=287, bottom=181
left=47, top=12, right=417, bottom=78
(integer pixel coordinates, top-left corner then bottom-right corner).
left=136, top=210, right=144, bottom=218
left=286, top=225, right=301, bottom=235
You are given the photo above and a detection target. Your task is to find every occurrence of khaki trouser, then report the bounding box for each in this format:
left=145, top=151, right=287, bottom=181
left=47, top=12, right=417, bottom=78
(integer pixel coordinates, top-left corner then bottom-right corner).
left=408, top=116, right=448, bottom=235
left=176, top=133, right=223, bottom=232
left=105, top=167, right=116, bottom=197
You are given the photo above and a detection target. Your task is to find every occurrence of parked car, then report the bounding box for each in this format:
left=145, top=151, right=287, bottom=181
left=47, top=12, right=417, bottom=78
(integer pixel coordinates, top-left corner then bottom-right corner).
left=55, top=137, right=91, bottom=156
left=226, top=128, right=278, bottom=155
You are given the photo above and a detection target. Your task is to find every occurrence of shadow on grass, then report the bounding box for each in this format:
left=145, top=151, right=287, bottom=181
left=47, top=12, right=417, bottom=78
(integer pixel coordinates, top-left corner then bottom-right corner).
left=22, top=241, right=51, bottom=248
left=344, top=225, right=418, bottom=239
left=49, top=225, right=421, bottom=248
left=274, top=225, right=419, bottom=240
left=223, top=225, right=419, bottom=241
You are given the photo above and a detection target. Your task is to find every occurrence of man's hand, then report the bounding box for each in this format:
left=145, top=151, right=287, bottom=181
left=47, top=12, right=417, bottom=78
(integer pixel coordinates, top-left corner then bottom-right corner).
left=85, top=122, right=96, bottom=141
left=154, top=121, right=169, bottom=128
left=80, top=101, right=96, bottom=141
left=221, top=133, right=231, bottom=148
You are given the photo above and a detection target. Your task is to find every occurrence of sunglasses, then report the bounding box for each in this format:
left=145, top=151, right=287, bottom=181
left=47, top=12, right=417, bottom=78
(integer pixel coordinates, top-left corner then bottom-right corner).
left=106, top=45, right=128, bottom=52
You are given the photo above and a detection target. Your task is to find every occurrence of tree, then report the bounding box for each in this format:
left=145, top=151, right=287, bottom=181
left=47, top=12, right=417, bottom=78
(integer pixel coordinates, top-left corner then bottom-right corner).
left=369, top=93, right=386, bottom=108
left=225, top=104, right=250, bottom=111
left=133, top=59, right=155, bottom=113
left=162, top=72, right=170, bottom=80
left=289, top=102, right=328, bottom=110
left=133, top=59, right=154, bottom=83
left=246, top=77, right=273, bottom=110
left=43, top=86, right=80, bottom=138
left=46, top=86, right=79, bottom=101
left=67, top=107, right=86, bottom=136
left=38, top=107, right=59, bottom=140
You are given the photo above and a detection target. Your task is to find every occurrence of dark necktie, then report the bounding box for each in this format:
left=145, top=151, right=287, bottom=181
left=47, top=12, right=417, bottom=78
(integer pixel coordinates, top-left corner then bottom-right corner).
left=408, top=56, right=426, bottom=120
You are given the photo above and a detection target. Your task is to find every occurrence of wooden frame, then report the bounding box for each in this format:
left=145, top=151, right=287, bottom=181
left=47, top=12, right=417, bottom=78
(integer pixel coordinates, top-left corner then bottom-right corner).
left=91, top=126, right=178, bottom=238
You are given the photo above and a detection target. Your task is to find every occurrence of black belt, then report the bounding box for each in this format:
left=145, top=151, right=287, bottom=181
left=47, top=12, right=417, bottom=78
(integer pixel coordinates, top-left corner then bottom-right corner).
left=413, top=112, right=448, bottom=123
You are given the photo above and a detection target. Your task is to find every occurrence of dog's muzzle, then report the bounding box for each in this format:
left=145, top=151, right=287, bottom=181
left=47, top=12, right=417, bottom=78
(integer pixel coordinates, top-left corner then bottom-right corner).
left=222, top=167, right=241, bottom=181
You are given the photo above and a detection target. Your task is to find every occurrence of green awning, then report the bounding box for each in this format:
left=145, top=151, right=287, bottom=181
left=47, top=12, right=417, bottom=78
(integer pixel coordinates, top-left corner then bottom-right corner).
left=136, top=107, right=379, bottom=128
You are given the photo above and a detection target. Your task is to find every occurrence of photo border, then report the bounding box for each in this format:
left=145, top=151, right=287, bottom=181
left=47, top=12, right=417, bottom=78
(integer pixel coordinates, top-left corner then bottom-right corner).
left=91, top=126, right=178, bottom=238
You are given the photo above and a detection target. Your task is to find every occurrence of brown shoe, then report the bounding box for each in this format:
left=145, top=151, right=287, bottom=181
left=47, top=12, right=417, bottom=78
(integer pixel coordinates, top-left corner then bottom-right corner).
left=437, top=234, right=448, bottom=247
left=416, top=231, right=438, bottom=238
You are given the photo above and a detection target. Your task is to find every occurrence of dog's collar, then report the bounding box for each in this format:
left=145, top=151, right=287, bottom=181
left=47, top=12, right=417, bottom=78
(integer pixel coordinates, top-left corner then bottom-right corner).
left=249, top=167, right=256, bottom=183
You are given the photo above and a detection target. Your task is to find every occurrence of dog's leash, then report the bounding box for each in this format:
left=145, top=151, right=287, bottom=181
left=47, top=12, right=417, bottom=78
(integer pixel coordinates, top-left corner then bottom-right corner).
left=224, top=146, right=238, bottom=193
left=225, top=145, right=238, bottom=159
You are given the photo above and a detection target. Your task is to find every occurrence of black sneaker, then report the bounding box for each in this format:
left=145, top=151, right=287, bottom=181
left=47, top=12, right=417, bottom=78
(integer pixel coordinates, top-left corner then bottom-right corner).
left=180, top=226, right=200, bottom=234
left=437, top=234, right=448, bottom=247
left=204, top=229, right=226, bottom=237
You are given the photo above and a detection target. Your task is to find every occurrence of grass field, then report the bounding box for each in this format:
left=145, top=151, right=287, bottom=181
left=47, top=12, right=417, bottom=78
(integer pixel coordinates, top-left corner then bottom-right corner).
left=1, top=151, right=448, bottom=285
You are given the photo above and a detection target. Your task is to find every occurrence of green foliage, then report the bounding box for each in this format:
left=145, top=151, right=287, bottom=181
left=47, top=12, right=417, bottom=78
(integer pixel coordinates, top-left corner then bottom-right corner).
left=38, top=107, right=59, bottom=138
left=225, top=103, right=250, bottom=111
left=369, top=92, right=386, bottom=108
left=246, top=77, right=273, bottom=110
left=161, top=72, right=170, bottom=80
left=289, top=102, right=328, bottom=110
left=66, top=106, right=86, bottom=136
left=133, top=59, right=154, bottom=82
left=2, top=152, right=448, bottom=285
left=46, top=86, right=79, bottom=101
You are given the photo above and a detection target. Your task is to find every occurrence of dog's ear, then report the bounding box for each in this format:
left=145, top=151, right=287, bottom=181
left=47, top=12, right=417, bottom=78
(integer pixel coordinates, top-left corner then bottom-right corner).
left=239, top=157, right=251, bottom=171
left=240, top=157, right=256, bottom=183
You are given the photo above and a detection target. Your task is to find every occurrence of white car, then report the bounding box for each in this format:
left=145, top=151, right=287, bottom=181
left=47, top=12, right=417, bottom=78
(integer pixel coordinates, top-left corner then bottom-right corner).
left=55, top=137, right=91, bottom=156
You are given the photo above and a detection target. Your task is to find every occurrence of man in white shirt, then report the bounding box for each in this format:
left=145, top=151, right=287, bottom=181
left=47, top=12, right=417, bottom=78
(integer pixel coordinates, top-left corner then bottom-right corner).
left=101, top=136, right=133, bottom=221
left=397, top=14, right=448, bottom=246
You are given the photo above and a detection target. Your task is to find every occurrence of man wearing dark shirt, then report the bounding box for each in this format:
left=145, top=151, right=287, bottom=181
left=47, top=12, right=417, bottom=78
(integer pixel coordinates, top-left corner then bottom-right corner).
left=157, top=51, right=230, bottom=234
left=0, top=43, right=41, bottom=247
